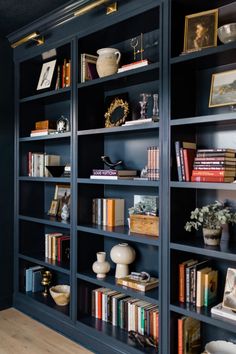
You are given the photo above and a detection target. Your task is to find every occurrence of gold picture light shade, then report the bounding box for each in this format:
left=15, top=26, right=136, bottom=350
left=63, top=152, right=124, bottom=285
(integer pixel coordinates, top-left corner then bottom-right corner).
left=74, top=0, right=117, bottom=17
left=11, top=32, right=44, bottom=48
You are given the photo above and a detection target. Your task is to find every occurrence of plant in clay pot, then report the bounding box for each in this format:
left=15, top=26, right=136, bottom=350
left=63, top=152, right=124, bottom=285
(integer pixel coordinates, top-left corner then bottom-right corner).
left=184, top=200, right=236, bottom=246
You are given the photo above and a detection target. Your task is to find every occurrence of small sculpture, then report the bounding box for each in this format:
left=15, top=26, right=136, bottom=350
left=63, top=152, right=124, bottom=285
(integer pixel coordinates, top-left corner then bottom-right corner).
left=57, top=115, right=70, bottom=133
left=61, top=203, right=70, bottom=221
left=139, top=93, right=151, bottom=119
left=101, top=155, right=123, bottom=170
left=152, top=93, right=159, bottom=121
left=128, top=331, right=158, bottom=352
left=41, top=270, right=52, bottom=297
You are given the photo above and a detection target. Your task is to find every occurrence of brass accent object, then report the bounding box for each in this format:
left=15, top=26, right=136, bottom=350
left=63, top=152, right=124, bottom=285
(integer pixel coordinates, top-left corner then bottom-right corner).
left=106, top=2, right=117, bottom=15
left=130, top=33, right=144, bottom=61
left=11, top=32, right=44, bottom=49
left=41, top=270, right=52, bottom=297
left=74, top=0, right=117, bottom=17
left=105, top=98, right=129, bottom=128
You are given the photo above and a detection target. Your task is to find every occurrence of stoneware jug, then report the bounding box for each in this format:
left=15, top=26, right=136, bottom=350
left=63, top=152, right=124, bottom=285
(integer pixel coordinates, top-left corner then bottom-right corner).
left=96, top=48, right=121, bottom=77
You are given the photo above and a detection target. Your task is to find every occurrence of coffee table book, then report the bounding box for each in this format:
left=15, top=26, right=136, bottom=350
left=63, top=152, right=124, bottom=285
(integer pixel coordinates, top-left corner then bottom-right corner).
left=116, top=275, right=159, bottom=292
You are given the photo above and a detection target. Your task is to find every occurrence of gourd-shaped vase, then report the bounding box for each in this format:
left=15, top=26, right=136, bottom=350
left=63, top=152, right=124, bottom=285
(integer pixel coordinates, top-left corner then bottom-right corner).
left=92, top=252, right=110, bottom=279
left=96, top=48, right=121, bottom=77
left=110, top=243, right=136, bottom=278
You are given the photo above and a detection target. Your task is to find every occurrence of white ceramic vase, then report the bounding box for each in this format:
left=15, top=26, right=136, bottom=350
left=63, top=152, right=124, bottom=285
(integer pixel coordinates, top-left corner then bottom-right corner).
left=92, top=252, right=110, bottom=279
left=110, top=243, right=136, bottom=278
left=96, top=48, right=121, bottom=77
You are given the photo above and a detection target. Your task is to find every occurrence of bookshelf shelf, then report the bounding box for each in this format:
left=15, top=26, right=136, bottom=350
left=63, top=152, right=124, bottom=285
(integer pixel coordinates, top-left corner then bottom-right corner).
left=170, top=113, right=236, bottom=126
left=77, top=178, right=159, bottom=187
left=19, top=87, right=71, bottom=103
left=19, top=132, right=71, bottom=142
left=19, top=214, right=71, bottom=229
left=170, top=303, right=236, bottom=334
left=77, top=271, right=159, bottom=305
left=170, top=181, right=236, bottom=190
left=18, top=253, right=70, bottom=274
left=77, top=224, right=159, bottom=246
left=19, top=176, right=71, bottom=183
left=77, top=122, right=159, bottom=136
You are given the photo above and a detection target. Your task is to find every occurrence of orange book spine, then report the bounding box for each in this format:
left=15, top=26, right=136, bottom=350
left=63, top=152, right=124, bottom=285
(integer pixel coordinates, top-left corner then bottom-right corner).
left=191, top=176, right=233, bottom=182
left=179, top=263, right=186, bottom=303
left=107, top=199, right=115, bottom=227
left=65, top=60, right=71, bottom=87
left=97, top=290, right=102, bottom=320
left=155, top=311, right=159, bottom=343
left=62, top=59, right=66, bottom=88
left=178, top=318, right=184, bottom=354
left=192, top=170, right=232, bottom=177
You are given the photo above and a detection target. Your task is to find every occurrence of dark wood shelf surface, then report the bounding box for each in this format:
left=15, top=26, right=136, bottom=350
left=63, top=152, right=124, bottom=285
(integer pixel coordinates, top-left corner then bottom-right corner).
left=77, top=62, right=159, bottom=89
left=170, top=181, right=236, bottom=190
left=77, top=122, right=159, bottom=136
left=77, top=224, right=159, bottom=246
left=19, top=87, right=71, bottom=103
left=77, top=178, right=159, bottom=187
left=18, top=291, right=70, bottom=317
left=19, top=132, right=71, bottom=142
left=18, top=253, right=70, bottom=274
left=18, top=176, right=71, bottom=183
left=170, top=240, right=236, bottom=261
left=170, top=113, right=236, bottom=126
left=18, top=214, right=71, bottom=229
left=170, top=302, right=236, bottom=334
left=77, top=315, right=157, bottom=354
left=77, top=271, right=159, bottom=305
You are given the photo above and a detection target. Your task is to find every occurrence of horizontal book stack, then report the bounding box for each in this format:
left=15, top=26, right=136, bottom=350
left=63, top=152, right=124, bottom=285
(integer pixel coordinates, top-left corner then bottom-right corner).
left=191, top=148, right=236, bottom=183
left=91, top=287, right=159, bottom=343
left=179, top=259, right=218, bottom=307
left=92, top=198, right=124, bottom=226
left=30, top=119, right=57, bottom=137
left=147, top=146, right=159, bottom=180
left=175, top=141, right=196, bottom=182
left=55, top=58, right=71, bottom=89
left=45, top=232, right=70, bottom=262
left=122, top=118, right=153, bottom=126
left=25, top=265, right=44, bottom=293
left=90, top=169, right=137, bottom=180
left=117, top=275, right=159, bottom=292
left=28, top=152, right=60, bottom=177
left=117, top=59, right=149, bottom=73
left=81, top=53, right=98, bottom=82
left=178, top=316, right=201, bottom=354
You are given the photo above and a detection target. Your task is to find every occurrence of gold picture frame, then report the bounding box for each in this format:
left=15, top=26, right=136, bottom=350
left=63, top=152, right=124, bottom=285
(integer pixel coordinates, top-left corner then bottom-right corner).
left=48, top=199, right=59, bottom=216
left=183, top=9, right=218, bottom=54
left=54, top=184, right=71, bottom=217
left=209, top=69, right=236, bottom=108
left=105, top=97, right=129, bottom=128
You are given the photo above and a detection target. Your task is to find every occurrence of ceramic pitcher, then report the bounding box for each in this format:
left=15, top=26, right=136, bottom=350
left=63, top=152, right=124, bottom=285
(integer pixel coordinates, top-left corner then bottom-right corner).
left=96, top=47, right=121, bottom=77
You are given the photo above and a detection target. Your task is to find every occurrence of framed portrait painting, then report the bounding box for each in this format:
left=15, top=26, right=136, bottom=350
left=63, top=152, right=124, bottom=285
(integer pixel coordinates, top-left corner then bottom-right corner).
left=209, top=69, right=236, bottom=107
left=54, top=184, right=71, bottom=217
left=37, top=59, right=56, bottom=90
left=183, top=9, right=218, bottom=53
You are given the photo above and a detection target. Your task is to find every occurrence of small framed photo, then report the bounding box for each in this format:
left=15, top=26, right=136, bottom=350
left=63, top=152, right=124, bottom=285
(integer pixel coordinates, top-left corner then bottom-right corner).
left=48, top=199, right=59, bottom=216
left=37, top=59, right=57, bottom=90
left=223, top=268, right=236, bottom=311
left=183, top=9, right=218, bottom=53
left=209, top=69, right=236, bottom=107
left=54, top=184, right=71, bottom=216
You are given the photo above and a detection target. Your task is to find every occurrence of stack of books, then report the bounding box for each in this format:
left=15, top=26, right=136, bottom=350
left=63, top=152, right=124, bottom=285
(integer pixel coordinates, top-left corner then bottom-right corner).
left=122, top=118, right=153, bottom=126
left=175, top=141, right=197, bottom=182
left=45, top=232, right=70, bottom=262
left=90, top=169, right=137, bottom=180
left=92, top=198, right=124, bottom=226
left=25, top=265, right=44, bottom=293
left=118, top=59, right=149, bottom=73
left=28, top=152, right=60, bottom=177
left=117, top=275, right=159, bottom=292
left=191, top=148, right=236, bottom=183
left=55, top=58, right=71, bottom=89
left=91, top=287, right=159, bottom=343
left=30, top=119, right=57, bottom=137
left=179, top=259, right=218, bottom=307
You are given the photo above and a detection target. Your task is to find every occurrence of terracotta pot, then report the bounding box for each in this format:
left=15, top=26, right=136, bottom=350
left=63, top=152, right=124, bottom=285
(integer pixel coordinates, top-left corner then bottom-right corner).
left=92, top=252, right=110, bottom=279
left=202, top=227, right=222, bottom=246
left=96, top=48, right=121, bottom=77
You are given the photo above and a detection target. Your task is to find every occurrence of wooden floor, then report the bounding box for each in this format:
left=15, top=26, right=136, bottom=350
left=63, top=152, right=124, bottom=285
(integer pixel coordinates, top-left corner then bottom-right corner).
left=0, top=308, right=93, bottom=354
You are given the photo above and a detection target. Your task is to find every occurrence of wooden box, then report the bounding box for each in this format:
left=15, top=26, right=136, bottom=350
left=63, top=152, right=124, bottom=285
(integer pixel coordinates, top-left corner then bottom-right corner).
left=35, top=120, right=56, bottom=130
left=130, top=214, right=159, bottom=237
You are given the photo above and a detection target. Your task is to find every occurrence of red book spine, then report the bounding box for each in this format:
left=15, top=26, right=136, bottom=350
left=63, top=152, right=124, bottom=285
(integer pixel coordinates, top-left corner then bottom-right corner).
left=97, top=290, right=102, bottom=319
left=178, top=318, right=184, bottom=354
left=191, top=176, right=233, bottom=182
left=179, top=263, right=186, bottom=303
left=28, top=152, right=32, bottom=176
left=192, top=170, right=234, bottom=177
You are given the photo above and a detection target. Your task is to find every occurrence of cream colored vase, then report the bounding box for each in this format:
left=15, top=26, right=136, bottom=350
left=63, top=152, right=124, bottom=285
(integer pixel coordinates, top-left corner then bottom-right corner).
left=202, top=227, right=222, bottom=246
left=96, top=48, right=121, bottom=77
left=110, top=243, right=136, bottom=278
left=92, top=252, right=110, bottom=279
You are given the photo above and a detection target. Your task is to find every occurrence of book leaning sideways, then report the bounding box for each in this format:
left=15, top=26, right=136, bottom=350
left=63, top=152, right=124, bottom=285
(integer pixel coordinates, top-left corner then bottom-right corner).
left=116, top=275, right=159, bottom=292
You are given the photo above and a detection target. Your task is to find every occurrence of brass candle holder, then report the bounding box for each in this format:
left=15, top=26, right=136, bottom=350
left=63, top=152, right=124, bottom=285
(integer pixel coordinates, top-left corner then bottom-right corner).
left=41, top=270, right=52, bottom=297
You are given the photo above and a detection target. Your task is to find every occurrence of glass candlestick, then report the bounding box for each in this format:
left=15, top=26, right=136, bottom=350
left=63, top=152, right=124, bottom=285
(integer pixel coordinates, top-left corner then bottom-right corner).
left=152, top=93, right=159, bottom=121
left=139, top=93, right=151, bottom=119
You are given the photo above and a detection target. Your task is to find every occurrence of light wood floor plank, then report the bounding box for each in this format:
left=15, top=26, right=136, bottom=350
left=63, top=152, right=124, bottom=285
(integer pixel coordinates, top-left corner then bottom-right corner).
left=0, top=308, right=93, bottom=354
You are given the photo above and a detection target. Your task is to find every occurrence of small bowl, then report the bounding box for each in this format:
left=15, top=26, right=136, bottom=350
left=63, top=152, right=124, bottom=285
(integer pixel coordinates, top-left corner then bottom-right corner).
left=49, top=285, right=70, bottom=306
left=205, top=340, right=236, bottom=354
left=218, top=23, right=236, bottom=44
left=46, top=165, right=65, bottom=177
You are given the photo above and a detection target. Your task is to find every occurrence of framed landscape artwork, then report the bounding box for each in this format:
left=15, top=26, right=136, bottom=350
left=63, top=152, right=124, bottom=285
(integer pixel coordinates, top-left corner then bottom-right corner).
left=183, top=9, right=218, bottom=53
left=209, top=69, right=236, bottom=107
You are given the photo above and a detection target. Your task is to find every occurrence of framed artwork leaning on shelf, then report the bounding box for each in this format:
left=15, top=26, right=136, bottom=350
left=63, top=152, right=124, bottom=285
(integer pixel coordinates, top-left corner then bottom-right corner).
left=223, top=267, right=236, bottom=311
left=209, top=69, right=236, bottom=107
left=48, top=199, right=59, bottom=216
left=54, top=184, right=71, bottom=217
left=37, top=59, right=57, bottom=90
left=183, top=9, right=218, bottom=53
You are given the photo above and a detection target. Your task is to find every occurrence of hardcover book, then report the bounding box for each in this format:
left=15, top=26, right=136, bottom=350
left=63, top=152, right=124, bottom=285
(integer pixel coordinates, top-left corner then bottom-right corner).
left=178, top=316, right=201, bottom=354
left=116, top=275, right=159, bottom=292
left=117, top=59, right=149, bottom=73
left=204, top=270, right=218, bottom=306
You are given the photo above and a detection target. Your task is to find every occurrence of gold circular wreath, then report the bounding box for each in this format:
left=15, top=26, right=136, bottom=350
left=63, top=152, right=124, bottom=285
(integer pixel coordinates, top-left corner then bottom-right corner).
left=105, top=98, right=129, bottom=128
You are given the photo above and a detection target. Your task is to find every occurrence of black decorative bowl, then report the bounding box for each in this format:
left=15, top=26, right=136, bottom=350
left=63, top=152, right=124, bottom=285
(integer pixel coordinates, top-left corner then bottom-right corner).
left=46, top=165, right=65, bottom=177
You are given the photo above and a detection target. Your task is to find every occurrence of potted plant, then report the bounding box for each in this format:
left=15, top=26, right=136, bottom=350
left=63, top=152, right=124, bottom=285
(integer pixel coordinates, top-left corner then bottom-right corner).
left=184, top=200, right=236, bottom=246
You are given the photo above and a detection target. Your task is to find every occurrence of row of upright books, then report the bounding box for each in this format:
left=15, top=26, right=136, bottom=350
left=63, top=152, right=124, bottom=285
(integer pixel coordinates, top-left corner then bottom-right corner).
left=91, top=287, right=159, bottom=342
left=191, top=148, right=236, bottom=183
left=147, top=146, right=159, bottom=180
left=45, top=233, right=70, bottom=262
left=175, top=141, right=196, bottom=182
left=25, top=265, right=44, bottom=292
left=179, top=259, right=218, bottom=307
left=28, top=152, right=60, bottom=177
left=55, top=59, right=71, bottom=89
left=92, top=198, right=124, bottom=226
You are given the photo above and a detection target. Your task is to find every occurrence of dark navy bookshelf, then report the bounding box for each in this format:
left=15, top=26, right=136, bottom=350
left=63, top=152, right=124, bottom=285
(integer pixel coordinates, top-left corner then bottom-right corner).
left=19, top=253, right=70, bottom=274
